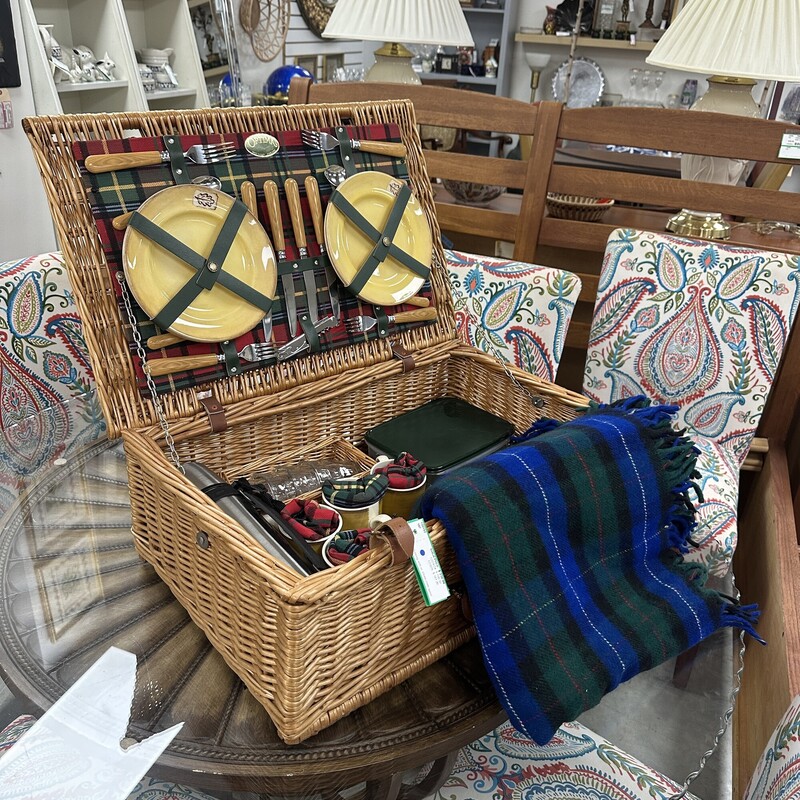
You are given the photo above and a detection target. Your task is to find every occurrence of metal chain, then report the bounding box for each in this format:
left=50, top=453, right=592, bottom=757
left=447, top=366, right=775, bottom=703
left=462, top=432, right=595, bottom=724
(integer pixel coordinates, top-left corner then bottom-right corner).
left=667, top=579, right=747, bottom=800
left=116, top=273, right=183, bottom=473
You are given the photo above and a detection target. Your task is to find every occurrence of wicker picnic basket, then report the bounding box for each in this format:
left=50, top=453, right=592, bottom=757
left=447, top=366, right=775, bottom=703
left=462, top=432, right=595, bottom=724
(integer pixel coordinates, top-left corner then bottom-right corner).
left=24, top=100, right=586, bottom=743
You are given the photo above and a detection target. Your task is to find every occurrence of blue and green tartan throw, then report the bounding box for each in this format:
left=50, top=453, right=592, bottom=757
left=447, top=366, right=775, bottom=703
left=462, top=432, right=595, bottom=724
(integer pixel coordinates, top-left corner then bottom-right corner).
left=419, top=398, right=762, bottom=745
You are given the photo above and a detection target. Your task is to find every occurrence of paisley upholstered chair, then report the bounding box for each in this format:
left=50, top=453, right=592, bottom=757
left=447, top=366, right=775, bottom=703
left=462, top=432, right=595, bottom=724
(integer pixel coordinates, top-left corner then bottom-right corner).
left=445, top=250, right=582, bottom=382
left=582, top=229, right=800, bottom=576
left=0, top=252, right=106, bottom=516
left=430, top=694, right=800, bottom=800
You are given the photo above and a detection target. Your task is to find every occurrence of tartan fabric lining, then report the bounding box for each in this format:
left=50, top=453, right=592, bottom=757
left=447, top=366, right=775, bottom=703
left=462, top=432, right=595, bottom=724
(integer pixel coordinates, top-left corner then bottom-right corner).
left=71, top=124, right=435, bottom=396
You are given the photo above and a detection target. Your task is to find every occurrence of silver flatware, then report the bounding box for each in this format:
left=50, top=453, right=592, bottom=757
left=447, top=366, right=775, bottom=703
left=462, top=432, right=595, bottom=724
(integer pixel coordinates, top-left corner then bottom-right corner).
left=285, top=177, right=319, bottom=324
left=240, top=180, right=273, bottom=345
left=344, top=308, right=438, bottom=336
left=264, top=179, right=298, bottom=337
left=146, top=341, right=277, bottom=377
left=300, top=130, right=407, bottom=159
left=305, top=174, right=340, bottom=322
left=85, top=141, right=235, bottom=174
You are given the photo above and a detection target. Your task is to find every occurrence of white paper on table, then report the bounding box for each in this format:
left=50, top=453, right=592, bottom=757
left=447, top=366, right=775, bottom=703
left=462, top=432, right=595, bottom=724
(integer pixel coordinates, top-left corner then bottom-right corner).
left=0, top=647, right=182, bottom=799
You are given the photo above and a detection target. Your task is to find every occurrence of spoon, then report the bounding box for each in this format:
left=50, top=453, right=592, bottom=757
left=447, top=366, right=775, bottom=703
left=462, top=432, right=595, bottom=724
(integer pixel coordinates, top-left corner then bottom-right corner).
left=324, top=165, right=347, bottom=188
left=191, top=174, right=222, bottom=190
left=111, top=175, right=222, bottom=231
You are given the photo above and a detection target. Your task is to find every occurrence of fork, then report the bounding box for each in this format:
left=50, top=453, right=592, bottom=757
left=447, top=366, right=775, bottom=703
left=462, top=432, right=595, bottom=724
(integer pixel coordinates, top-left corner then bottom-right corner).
left=345, top=307, right=438, bottom=336
left=85, top=142, right=235, bottom=174
left=300, top=130, right=407, bottom=159
left=146, top=341, right=277, bottom=377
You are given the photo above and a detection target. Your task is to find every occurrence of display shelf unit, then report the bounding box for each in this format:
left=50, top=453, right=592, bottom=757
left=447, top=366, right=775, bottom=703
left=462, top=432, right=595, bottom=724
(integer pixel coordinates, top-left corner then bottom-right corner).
left=123, top=0, right=209, bottom=109
left=420, top=0, right=518, bottom=99
left=514, top=32, right=656, bottom=52
left=18, top=0, right=208, bottom=114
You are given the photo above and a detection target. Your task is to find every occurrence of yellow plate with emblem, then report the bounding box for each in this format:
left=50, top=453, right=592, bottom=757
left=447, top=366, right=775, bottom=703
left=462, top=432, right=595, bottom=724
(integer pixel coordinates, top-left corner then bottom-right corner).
left=122, top=184, right=277, bottom=343
left=323, top=171, right=431, bottom=306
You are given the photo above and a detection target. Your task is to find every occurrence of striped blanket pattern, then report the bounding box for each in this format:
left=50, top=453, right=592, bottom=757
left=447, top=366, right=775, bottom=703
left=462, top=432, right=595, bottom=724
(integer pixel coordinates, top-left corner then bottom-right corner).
left=420, top=398, right=760, bottom=744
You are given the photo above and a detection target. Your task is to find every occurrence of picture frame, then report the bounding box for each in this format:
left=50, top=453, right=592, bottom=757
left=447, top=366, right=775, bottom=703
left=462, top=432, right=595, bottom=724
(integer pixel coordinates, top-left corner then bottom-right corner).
left=0, top=0, right=21, bottom=88
left=322, top=53, right=344, bottom=83
left=294, top=54, right=319, bottom=80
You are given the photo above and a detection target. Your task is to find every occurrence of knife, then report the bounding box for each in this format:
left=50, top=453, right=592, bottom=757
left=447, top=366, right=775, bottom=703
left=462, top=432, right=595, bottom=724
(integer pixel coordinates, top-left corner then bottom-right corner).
left=277, top=314, right=338, bottom=360
left=284, top=178, right=319, bottom=324
left=304, top=174, right=340, bottom=322
left=264, top=179, right=298, bottom=337
left=241, top=180, right=272, bottom=344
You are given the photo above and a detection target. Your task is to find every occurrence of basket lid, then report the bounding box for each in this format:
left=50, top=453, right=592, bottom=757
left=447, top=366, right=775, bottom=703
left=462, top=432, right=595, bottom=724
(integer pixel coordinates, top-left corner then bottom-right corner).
left=24, top=102, right=457, bottom=438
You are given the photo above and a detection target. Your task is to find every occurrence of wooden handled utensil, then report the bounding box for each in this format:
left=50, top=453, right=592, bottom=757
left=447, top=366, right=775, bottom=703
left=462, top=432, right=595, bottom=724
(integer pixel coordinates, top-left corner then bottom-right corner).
left=285, top=178, right=319, bottom=323
left=264, top=179, right=298, bottom=336
left=345, top=307, right=438, bottom=335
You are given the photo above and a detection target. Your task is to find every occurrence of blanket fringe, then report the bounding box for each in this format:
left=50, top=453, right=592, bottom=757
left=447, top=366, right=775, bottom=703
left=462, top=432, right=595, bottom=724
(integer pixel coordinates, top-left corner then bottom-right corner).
left=722, top=602, right=765, bottom=644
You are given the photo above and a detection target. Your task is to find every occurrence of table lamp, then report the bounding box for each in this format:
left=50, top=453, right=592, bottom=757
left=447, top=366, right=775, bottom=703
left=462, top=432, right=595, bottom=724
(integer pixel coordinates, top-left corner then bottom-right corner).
left=646, top=0, right=800, bottom=239
left=522, top=47, right=551, bottom=103
left=322, top=0, right=474, bottom=85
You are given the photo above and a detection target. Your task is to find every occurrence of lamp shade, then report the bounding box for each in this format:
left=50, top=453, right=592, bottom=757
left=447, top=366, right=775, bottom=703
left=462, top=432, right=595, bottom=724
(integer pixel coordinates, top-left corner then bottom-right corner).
left=322, top=0, right=474, bottom=47
left=646, top=0, right=800, bottom=81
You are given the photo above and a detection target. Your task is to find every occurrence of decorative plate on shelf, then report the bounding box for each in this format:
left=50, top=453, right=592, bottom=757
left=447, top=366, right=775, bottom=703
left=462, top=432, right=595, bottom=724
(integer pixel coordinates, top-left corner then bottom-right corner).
left=551, top=57, right=606, bottom=108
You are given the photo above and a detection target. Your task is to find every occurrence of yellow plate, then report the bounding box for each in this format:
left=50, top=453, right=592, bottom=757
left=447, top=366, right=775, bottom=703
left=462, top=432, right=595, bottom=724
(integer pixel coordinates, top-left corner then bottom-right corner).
left=122, top=184, right=277, bottom=343
left=324, top=171, right=432, bottom=306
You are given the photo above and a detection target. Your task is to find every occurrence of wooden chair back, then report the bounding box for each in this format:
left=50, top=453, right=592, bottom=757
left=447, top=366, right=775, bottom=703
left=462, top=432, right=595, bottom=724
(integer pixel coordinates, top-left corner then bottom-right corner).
left=287, top=76, right=540, bottom=258
left=526, top=102, right=800, bottom=416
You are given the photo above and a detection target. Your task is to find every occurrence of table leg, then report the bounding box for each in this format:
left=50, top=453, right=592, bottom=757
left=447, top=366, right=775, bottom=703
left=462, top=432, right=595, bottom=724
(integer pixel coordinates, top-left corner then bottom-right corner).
left=364, top=771, right=403, bottom=800
left=397, top=752, right=458, bottom=800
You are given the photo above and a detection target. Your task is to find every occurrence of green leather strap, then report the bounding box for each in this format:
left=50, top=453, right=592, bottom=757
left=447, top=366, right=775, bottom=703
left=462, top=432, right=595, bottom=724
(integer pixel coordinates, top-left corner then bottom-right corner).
left=372, top=306, right=390, bottom=338
left=335, top=126, right=357, bottom=177
left=129, top=212, right=204, bottom=271
left=130, top=200, right=273, bottom=331
left=162, top=135, right=190, bottom=185
left=298, top=313, right=321, bottom=352
left=219, top=339, right=242, bottom=377
left=276, top=254, right=318, bottom=277
left=329, top=186, right=430, bottom=296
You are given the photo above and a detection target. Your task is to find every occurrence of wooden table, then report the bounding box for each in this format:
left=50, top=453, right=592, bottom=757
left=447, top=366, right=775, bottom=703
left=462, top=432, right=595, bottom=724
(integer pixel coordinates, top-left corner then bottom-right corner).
left=0, top=440, right=504, bottom=797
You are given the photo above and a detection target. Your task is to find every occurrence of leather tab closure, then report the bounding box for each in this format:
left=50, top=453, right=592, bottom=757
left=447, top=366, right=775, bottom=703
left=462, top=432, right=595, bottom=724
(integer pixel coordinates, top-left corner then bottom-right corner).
left=197, top=391, right=228, bottom=433
left=162, top=135, right=190, bottom=184
left=335, top=126, right=357, bottom=176
left=370, top=517, right=415, bottom=566
left=390, top=342, right=416, bottom=373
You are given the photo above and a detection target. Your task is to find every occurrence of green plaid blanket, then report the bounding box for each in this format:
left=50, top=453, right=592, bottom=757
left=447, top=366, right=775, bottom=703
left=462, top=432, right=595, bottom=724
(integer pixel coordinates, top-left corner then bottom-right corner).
left=420, top=398, right=762, bottom=744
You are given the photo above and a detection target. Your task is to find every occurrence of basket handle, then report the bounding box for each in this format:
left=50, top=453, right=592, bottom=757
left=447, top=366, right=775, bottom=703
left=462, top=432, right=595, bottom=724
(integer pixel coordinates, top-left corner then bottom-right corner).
left=370, top=517, right=415, bottom=566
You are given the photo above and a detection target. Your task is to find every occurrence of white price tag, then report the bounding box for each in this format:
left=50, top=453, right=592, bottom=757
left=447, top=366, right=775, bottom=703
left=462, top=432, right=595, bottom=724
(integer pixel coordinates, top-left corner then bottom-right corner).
left=408, top=518, right=450, bottom=606
left=778, top=131, right=800, bottom=161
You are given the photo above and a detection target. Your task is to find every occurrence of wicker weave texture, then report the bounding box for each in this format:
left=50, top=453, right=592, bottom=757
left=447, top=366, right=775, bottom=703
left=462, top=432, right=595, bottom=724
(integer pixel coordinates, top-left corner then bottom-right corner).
left=23, top=100, right=588, bottom=743
left=23, top=102, right=455, bottom=438
left=122, top=347, right=585, bottom=742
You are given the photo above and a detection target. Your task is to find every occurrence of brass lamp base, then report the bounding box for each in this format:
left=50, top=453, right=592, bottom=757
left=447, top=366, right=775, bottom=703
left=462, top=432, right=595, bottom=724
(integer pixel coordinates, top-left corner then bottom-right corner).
left=666, top=209, right=731, bottom=240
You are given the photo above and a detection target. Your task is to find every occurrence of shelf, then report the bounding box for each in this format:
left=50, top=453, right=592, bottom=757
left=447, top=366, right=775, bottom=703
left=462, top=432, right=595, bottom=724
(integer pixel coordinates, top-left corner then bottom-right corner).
left=203, top=64, right=229, bottom=79
left=515, top=33, right=656, bottom=51
left=421, top=72, right=498, bottom=87
left=463, top=7, right=505, bottom=13
left=146, top=87, right=197, bottom=99
left=56, top=79, right=129, bottom=94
